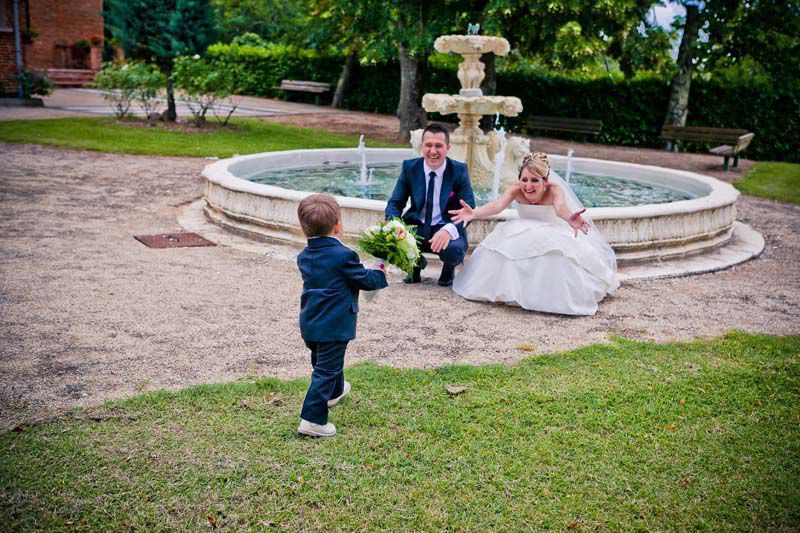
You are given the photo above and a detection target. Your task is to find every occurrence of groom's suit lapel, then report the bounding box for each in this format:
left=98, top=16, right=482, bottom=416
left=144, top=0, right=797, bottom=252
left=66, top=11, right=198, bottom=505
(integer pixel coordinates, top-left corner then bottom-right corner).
left=439, top=158, right=454, bottom=215
left=412, top=158, right=426, bottom=212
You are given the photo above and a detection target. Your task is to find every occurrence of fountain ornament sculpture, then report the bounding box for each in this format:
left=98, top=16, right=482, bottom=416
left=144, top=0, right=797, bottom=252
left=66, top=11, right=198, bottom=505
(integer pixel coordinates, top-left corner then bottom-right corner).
left=411, top=28, right=529, bottom=190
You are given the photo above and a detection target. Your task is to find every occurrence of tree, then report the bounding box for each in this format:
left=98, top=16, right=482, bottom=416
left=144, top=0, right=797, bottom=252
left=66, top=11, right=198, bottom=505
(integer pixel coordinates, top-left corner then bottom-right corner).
left=303, top=0, right=369, bottom=110
left=701, top=0, right=800, bottom=87
left=661, top=0, right=797, bottom=136
left=664, top=1, right=700, bottom=132
left=211, top=0, right=304, bottom=44
left=306, top=0, right=461, bottom=141
left=615, top=20, right=674, bottom=79
left=480, top=0, right=663, bottom=74
left=105, top=0, right=217, bottom=121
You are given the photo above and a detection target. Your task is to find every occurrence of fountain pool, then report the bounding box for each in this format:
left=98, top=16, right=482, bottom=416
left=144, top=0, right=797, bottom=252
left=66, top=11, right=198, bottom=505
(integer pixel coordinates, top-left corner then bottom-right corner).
left=245, top=162, right=694, bottom=208
left=202, top=148, right=746, bottom=265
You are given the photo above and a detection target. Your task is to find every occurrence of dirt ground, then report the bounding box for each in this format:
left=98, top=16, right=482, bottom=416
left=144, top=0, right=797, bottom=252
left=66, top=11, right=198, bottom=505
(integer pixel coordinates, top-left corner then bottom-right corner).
left=0, top=133, right=797, bottom=429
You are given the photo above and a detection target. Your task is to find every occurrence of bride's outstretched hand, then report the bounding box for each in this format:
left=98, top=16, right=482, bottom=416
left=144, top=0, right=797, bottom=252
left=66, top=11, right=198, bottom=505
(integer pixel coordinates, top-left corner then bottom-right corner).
left=448, top=199, right=475, bottom=225
left=568, top=208, right=590, bottom=237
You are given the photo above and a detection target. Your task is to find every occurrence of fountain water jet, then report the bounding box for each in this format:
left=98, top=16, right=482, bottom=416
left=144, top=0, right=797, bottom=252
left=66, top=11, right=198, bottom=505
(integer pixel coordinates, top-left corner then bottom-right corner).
left=491, top=127, right=506, bottom=200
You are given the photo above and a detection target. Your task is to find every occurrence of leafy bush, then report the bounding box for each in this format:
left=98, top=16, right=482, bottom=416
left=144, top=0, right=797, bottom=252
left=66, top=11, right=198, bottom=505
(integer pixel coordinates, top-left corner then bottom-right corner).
left=231, top=32, right=268, bottom=48
left=205, top=42, right=341, bottom=104
left=94, top=61, right=166, bottom=120
left=17, top=69, right=53, bottom=98
left=173, top=55, right=232, bottom=126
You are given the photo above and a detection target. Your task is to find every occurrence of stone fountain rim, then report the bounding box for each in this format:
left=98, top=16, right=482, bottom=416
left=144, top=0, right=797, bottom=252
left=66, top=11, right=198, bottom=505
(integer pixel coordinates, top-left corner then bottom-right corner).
left=433, top=34, right=511, bottom=55
left=202, top=147, right=739, bottom=220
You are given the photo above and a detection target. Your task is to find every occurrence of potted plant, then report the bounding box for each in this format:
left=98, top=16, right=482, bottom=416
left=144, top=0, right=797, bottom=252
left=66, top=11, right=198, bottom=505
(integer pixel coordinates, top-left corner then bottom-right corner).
left=13, top=69, right=53, bottom=106
left=88, top=34, right=104, bottom=70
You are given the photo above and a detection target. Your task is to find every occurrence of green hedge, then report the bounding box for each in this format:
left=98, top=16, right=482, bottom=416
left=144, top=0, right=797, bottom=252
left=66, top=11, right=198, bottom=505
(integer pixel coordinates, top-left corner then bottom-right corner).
left=207, top=43, right=799, bottom=162
left=205, top=43, right=342, bottom=104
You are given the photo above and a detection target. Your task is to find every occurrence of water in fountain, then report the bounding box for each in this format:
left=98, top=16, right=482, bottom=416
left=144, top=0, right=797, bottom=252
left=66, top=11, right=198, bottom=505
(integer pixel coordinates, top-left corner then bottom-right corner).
left=357, top=135, right=368, bottom=186
left=491, top=127, right=507, bottom=200
left=565, top=148, right=574, bottom=183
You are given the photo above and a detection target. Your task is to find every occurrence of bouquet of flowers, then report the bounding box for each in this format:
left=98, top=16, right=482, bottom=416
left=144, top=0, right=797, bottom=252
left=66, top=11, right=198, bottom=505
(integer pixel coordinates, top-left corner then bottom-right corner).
left=357, top=218, right=421, bottom=275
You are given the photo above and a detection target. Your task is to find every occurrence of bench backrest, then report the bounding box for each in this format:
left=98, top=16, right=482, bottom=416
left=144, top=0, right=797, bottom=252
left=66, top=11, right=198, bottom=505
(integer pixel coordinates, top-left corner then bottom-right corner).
left=528, top=115, right=603, bottom=134
left=733, top=132, right=755, bottom=152
left=660, top=125, right=750, bottom=144
left=279, top=79, right=331, bottom=92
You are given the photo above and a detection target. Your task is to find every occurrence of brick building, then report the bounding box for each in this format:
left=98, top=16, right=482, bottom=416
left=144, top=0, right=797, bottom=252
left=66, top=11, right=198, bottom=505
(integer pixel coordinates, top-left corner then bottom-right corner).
left=1, top=0, right=103, bottom=96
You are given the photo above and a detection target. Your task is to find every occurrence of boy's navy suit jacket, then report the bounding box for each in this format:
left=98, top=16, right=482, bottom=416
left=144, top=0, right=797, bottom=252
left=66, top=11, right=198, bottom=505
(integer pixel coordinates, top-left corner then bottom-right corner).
left=298, top=236, right=388, bottom=342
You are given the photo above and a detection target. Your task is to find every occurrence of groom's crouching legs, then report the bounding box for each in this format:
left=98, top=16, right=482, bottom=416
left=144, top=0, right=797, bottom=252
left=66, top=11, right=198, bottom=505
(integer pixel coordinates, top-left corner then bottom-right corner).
left=437, top=235, right=467, bottom=286
left=438, top=234, right=467, bottom=267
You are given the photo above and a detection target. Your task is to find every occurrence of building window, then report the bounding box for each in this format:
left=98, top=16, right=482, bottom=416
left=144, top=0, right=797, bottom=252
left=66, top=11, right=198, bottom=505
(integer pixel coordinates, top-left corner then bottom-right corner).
left=1, top=0, right=13, bottom=32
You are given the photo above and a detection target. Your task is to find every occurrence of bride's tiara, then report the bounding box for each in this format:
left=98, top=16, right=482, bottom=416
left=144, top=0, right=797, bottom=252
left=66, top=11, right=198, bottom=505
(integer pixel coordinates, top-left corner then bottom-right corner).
left=521, top=152, right=549, bottom=166
left=520, top=152, right=550, bottom=178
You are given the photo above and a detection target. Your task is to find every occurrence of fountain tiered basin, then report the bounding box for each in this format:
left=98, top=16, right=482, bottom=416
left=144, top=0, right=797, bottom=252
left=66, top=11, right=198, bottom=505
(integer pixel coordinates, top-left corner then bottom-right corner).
left=202, top=148, right=745, bottom=265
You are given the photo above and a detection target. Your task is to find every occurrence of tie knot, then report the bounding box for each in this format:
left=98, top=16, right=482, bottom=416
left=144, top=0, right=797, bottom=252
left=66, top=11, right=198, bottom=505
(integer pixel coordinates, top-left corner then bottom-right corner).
left=428, top=171, right=436, bottom=180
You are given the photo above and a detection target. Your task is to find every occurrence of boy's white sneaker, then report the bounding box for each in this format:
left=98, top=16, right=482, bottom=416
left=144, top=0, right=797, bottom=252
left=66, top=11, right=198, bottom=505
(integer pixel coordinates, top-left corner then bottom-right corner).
left=298, top=419, right=336, bottom=437
left=328, top=381, right=351, bottom=407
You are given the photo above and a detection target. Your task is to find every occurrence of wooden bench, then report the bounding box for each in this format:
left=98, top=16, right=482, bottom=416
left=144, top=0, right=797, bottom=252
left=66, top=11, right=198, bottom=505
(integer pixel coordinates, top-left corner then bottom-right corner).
left=273, top=79, right=331, bottom=106
left=660, top=125, right=755, bottom=170
left=527, top=115, right=603, bottom=139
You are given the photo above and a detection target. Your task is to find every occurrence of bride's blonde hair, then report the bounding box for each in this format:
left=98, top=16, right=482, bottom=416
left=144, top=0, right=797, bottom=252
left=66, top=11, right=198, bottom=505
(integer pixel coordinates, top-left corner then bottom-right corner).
left=519, top=152, right=550, bottom=179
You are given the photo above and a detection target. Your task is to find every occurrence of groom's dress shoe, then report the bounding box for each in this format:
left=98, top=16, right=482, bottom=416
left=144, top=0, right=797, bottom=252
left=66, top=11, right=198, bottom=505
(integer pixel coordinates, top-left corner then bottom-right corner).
left=403, top=268, right=422, bottom=284
left=403, top=255, right=427, bottom=284
left=437, top=263, right=456, bottom=287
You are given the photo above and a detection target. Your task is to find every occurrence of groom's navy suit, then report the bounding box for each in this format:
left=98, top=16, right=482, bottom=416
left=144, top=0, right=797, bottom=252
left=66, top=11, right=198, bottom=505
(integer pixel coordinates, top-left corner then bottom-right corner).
left=297, top=236, right=387, bottom=424
left=385, top=156, right=475, bottom=268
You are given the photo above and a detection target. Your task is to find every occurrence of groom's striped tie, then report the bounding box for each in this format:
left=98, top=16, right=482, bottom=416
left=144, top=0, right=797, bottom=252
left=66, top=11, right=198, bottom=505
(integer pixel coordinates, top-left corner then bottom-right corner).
left=423, top=171, right=436, bottom=237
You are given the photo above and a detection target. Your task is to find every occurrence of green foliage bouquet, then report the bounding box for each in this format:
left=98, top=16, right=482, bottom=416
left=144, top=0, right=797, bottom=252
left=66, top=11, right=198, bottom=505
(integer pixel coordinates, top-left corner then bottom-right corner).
left=357, top=219, right=421, bottom=275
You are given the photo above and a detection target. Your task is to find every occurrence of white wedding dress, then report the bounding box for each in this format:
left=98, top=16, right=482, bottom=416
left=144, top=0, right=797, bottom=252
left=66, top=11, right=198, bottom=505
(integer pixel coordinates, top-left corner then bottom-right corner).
left=453, top=203, right=620, bottom=315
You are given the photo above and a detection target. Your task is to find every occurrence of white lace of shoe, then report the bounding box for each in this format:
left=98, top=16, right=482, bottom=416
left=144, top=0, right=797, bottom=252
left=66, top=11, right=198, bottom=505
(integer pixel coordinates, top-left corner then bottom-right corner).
left=298, top=419, right=336, bottom=437
left=327, top=381, right=351, bottom=407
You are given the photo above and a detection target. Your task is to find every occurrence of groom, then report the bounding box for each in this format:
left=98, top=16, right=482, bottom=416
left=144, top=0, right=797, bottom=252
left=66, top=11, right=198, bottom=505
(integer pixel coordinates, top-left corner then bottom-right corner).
left=385, top=124, right=475, bottom=286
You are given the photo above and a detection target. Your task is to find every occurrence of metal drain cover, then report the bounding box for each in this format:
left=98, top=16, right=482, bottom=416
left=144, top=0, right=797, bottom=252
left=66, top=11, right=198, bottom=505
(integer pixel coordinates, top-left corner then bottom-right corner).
left=134, top=232, right=216, bottom=249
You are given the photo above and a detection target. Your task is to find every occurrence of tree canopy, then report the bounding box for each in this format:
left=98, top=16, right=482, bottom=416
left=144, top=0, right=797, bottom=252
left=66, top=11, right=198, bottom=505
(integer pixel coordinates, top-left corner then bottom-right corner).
left=105, top=0, right=218, bottom=120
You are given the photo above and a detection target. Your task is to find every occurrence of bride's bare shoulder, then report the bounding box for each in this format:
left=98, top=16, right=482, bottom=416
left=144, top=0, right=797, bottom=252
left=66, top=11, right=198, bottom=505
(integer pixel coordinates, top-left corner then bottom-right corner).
left=545, top=182, right=565, bottom=199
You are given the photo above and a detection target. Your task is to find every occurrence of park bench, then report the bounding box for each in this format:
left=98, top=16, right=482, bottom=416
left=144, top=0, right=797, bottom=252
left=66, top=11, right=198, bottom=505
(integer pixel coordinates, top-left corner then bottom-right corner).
left=273, top=79, right=331, bottom=106
left=526, top=115, right=603, bottom=139
left=659, top=125, right=755, bottom=171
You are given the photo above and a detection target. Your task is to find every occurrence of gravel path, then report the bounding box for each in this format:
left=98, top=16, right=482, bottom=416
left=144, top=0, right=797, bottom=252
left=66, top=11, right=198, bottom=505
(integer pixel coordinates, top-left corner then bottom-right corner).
left=1, top=142, right=798, bottom=429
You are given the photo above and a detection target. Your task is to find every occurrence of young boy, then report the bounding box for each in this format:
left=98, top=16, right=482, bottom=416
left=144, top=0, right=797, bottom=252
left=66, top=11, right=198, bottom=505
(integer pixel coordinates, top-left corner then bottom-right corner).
left=296, top=194, right=387, bottom=437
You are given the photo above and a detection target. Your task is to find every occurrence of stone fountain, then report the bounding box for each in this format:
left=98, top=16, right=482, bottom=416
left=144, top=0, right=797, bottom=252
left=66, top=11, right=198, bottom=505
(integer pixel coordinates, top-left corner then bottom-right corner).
left=411, top=32, right=530, bottom=190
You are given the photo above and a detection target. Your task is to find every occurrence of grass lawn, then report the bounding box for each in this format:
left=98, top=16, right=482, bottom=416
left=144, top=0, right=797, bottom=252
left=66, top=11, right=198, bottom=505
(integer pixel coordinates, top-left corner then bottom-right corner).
left=0, top=117, right=402, bottom=157
left=1, top=332, right=798, bottom=530
left=736, top=161, right=800, bottom=204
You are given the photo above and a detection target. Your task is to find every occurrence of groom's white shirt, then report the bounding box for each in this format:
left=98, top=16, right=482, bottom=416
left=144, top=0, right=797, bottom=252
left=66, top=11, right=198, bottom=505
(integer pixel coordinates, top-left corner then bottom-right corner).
left=422, top=160, right=459, bottom=240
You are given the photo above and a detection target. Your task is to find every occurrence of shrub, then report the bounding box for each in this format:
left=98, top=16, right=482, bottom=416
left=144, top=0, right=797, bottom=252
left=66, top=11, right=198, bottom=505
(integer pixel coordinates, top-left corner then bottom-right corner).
left=204, top=42, right=341, bottom=104
left=17, top=69, right=53, bottom=98
left=230, top=32, right=267, bottom=48
left=173, top=55, right=231, bottom=126
left=94, top=61, right=166, bottom=120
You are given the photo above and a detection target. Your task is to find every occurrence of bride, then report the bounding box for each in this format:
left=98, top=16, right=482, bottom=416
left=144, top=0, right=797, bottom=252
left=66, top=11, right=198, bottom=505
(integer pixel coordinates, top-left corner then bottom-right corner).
left=449, top=152, right=619, bottom=316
